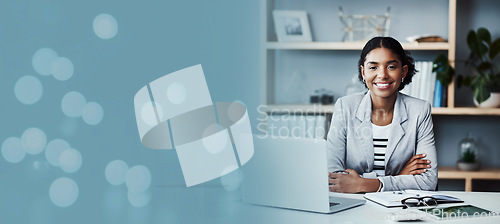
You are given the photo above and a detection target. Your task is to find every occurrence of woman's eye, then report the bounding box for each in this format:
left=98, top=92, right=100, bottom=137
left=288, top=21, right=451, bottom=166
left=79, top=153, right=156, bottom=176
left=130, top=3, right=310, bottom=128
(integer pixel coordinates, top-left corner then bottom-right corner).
left=388, top=65, right=396, bottom=70
left=369, top=66, right=377, bottom=70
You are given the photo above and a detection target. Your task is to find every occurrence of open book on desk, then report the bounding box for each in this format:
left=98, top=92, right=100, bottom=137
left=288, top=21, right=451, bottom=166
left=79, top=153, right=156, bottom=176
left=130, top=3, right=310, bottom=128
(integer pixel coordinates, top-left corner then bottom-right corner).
left=364, top=190, right=464, bottom=207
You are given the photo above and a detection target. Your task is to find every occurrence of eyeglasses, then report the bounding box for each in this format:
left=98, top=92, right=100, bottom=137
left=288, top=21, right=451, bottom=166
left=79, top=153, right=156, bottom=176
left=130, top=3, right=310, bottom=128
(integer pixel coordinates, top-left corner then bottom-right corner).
left=401, top=196, right=437, bottom=209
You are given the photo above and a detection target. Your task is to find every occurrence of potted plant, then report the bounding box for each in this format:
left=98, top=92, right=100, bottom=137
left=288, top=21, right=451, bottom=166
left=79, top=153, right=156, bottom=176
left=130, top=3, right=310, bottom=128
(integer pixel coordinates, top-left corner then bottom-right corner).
left=433, top=27, right=500, bottom=107
left=456, top=132, right=480, bottom=171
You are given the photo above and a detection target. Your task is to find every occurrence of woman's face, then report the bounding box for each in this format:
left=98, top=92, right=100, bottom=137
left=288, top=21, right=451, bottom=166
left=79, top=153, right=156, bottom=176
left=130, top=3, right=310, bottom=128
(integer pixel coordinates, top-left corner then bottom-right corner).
left=361, top=47, right=408, bottom=100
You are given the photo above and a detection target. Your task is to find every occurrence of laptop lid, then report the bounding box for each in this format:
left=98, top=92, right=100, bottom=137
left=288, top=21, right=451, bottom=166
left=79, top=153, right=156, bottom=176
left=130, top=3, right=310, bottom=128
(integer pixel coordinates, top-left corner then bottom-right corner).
left=241, top=136, right=331, bottom=213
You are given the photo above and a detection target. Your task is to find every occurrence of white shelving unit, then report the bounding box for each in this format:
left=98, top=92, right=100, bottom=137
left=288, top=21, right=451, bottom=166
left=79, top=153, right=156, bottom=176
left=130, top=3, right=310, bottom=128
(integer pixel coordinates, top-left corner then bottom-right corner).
left=260, top=0, right=500, bottom=116
left=266, top=41, right=451, bottom=51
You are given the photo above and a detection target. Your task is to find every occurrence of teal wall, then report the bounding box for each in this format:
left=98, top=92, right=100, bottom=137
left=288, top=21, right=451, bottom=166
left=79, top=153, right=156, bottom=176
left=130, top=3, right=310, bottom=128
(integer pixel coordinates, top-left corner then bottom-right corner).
left=1, top=0, right=260, bottom=223
left=0, top=0, right=499, bottom=223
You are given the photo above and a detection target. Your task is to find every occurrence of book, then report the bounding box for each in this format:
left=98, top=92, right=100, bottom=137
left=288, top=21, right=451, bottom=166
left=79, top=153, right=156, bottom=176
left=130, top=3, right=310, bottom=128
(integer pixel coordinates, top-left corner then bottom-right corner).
left=411, top=61, right=422, bottom=99
left=305, top=115, right=316, bottom=138
left=314, top=115, right=326, bottom=139
left=288, top=115, right=305, bottom=138
left=419, top=61, right=429, bottom=102
left=427, top=61, right=437, bottom=104
left=433, top=80, right=443, bottom=107
left=364, top=190, right=463, bottom=207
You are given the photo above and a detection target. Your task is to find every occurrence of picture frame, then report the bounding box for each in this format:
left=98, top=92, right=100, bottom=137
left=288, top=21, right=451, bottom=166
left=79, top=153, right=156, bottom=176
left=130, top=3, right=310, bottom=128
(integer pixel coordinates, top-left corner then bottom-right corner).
left=273, top=10, right=312, bottom=42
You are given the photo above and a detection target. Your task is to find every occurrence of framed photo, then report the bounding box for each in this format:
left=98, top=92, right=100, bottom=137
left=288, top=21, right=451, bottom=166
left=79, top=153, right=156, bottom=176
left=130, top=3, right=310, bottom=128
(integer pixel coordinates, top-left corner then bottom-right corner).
left=273, top=10, right=312, bottom=42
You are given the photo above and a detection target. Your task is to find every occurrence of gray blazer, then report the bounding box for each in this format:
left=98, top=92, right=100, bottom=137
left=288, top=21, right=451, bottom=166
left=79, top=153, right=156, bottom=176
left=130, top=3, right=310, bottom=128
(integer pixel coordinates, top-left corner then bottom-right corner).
left=326, top=91, right=438, bottom=191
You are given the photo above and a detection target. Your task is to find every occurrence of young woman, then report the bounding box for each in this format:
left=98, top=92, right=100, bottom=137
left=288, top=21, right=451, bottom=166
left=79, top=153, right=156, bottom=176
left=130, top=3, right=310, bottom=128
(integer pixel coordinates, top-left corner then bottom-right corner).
left=327, top=37, right=437, bottom=193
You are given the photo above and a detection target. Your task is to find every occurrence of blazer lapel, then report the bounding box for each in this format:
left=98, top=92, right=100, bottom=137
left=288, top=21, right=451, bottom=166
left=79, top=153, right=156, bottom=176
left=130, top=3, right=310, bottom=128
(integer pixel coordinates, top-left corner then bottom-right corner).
left=385, top=93, right=408, bottom=174
left=354, top=91, right=374, bottom=171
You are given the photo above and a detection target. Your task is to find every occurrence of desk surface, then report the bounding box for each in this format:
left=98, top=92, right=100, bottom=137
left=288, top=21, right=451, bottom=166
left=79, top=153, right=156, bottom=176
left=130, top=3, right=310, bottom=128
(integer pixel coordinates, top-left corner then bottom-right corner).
left=6, top=185, right=497, bottom=224
left=234, top=191, right=500, bottom=224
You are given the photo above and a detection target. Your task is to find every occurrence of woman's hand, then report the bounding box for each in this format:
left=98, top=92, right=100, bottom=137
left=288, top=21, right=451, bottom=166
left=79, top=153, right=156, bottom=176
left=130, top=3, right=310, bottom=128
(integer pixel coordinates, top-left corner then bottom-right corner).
left=329, top=169, right=363, bottom=193
left=398, top=153, right=431, bottom=175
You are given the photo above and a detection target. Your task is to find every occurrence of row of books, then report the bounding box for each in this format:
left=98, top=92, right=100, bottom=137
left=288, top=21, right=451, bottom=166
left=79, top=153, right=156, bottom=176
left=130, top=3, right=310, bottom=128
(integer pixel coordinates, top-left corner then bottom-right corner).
left=400, top=61, right=446, bottom=107
left=263, top=115, right=327, bottom=139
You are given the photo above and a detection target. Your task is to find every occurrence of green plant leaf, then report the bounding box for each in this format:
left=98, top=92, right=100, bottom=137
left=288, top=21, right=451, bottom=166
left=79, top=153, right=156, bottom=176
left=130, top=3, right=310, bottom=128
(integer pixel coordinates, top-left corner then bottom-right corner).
left=467, top=30, right=488, bottom=57
left=432, top=54, right=454, bottom=86
left=462, top=149, right=476, bottom=163
left=457, top=75, right=473, bottom=89
left=474, top=87, right=491, bottom=104
left=489, top=38, right=500, bottom=59
left=471, top=75, right=491, bottom=104
left=477, top=27, right=491, bottom=45
left=477, top=61, right=492, bottom=73
left=471, top=75, right=481, bottom=88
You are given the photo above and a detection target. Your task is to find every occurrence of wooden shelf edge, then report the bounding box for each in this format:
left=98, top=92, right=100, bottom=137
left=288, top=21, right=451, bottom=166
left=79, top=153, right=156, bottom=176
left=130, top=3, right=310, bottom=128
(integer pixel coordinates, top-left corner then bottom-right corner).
left=438, top=167, right=500, bottom=179
left=264, top=104, right=334, bottom=114
left=266, top=41, right=450, bottom=50
left=432, top=107, right=500, bottom=115
left=262, top=105, right=500, bottom=115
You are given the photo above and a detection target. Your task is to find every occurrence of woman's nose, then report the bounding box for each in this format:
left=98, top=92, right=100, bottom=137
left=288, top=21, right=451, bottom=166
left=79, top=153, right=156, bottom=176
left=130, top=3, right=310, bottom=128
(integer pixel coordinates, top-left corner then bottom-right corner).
left=377, top=68, right=389, bottom=79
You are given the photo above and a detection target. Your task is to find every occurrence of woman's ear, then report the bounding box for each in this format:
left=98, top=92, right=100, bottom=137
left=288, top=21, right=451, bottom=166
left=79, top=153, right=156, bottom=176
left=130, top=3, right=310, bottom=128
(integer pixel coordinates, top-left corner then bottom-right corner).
left=402, top=65, right=408, bottom=79
left=360, top=65, right=365, bottom=79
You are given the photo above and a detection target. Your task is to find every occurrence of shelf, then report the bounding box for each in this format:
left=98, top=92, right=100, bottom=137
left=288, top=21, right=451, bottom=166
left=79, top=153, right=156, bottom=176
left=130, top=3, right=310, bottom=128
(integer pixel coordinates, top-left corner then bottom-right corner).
left=264, top=105, right=500, bottom=116
left=431, top=107, right=500, bottom=116
left=266, top=41, right=450, bottom=51
left=438, top=167, right=500, bottom=191
left=264, top=104, right=334, bottom=114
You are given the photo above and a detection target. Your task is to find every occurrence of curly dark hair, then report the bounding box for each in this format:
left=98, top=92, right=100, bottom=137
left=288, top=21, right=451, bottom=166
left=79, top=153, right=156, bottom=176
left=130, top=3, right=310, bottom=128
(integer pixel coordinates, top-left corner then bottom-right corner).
left=357, top=36, right=417, bottom=91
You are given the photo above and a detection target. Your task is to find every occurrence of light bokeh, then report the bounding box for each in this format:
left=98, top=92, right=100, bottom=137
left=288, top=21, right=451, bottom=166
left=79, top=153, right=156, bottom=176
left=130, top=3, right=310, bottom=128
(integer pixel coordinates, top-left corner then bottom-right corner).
left=105, top=160, right=129, bottom=186
left=93, top=14, right=118, bottom=39
left=49, top=177, right=79, bottom=207
left=14, top=75, right=43, bottom=105
left=125, top=165, right=151, bottom=193
left=59, top=148, right=82, bottom=173
left=51, top=57, right=74, bottom=81
left=82, top=102, right=104, bottom=125
left=21, top=127, right=47, bottom=155
left=141, top=101, right=163, bottom=126
left=1, top=137, right=26, bottom=163
left=202, top=125, right=229, bottom=154
left=61, top=91, right=86, bottom=118
left=167, top=82, right=187, bottom=105
left=45, top=139, right=71, bottom=167
left=127, top=190, right=152, bottom=208
left=32, top=48, right=58, bottom=76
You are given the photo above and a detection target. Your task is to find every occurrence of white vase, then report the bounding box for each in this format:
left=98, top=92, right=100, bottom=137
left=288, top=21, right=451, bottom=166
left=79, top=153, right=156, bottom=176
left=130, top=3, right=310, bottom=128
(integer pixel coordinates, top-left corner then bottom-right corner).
left=457, top=161, right=480, bottom=171
left=473, top=92, right=500, bottom=108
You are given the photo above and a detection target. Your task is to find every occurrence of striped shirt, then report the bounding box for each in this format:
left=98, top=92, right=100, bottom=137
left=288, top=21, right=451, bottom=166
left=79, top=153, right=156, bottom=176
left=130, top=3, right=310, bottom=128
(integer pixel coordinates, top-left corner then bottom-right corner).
left=372, top=123, right=391, bottom=177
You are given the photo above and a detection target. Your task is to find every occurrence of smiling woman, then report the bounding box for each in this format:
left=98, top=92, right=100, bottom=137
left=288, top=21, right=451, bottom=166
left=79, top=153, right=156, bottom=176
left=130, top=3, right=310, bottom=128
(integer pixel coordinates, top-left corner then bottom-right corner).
left=327, top=37, right=437, bottom=193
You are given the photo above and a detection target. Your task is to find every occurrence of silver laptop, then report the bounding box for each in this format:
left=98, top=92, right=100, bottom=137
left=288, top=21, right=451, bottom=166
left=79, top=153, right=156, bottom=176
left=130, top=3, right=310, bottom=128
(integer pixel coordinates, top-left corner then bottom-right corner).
left=241, top=136, right=365, bottom=214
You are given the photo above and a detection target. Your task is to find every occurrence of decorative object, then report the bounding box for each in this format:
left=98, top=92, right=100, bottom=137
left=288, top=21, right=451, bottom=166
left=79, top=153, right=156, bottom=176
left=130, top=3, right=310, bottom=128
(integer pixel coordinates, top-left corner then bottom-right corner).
left=473, top=92, right=500, bottom=107
left=310, top=88, right=334, bottom=105
left=406, top=34, right=447, bottom=43
left=456, top=132, right=480, bottom=171
left=433, top=27, right=500, bottom=106
left=344, top=73, right=366, bottom=96
left=339, top=7, right=390, bottom=42
left=273, top=10, right=312, bottom=42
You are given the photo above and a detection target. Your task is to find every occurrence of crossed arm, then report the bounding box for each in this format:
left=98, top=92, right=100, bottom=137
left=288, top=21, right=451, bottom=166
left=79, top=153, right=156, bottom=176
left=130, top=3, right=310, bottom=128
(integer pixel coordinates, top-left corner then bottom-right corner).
left=328, top=153, right=431, bottom=193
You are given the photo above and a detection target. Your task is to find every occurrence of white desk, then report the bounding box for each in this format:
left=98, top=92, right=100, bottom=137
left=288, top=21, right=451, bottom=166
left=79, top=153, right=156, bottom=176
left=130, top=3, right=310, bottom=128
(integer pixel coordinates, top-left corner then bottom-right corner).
left=235, top=191, right=500, bottom=224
